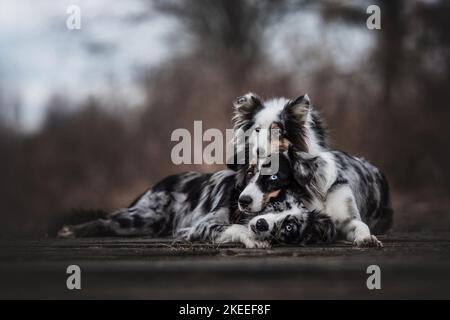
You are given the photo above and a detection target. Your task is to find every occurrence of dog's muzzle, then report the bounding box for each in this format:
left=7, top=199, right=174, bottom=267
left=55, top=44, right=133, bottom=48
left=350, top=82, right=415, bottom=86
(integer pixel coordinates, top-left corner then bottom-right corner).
left=238, top=195, right=253, bottom=210
left=255, top=218, right=269, bottom=232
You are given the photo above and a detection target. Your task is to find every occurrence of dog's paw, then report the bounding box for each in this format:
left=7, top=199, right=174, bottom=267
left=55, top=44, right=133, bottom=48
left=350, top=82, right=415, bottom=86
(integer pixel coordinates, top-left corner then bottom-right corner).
left=57, top=226, right=75, bottom=238
left=353, top=235, right=383, bottom=248
left=243, top=238, right=271, bottom=249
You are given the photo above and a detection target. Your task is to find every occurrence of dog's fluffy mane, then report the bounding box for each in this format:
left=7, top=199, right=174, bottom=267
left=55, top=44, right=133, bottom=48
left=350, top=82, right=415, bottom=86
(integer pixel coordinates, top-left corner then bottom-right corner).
left=231, top=92, right=328, bottom=154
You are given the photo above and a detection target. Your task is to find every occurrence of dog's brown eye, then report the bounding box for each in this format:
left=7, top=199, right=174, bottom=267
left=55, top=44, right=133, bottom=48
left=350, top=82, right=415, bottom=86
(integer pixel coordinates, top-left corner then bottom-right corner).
left=255, top=127, right=261, bottom=133
left=285, top=224, right=293, bottom=232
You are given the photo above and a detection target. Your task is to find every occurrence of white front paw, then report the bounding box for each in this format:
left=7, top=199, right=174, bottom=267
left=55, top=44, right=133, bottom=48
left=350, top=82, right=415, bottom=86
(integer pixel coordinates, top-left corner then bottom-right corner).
left=243, top=238, right=271, bottom=249
left=354, top=235, right=383, bottom=248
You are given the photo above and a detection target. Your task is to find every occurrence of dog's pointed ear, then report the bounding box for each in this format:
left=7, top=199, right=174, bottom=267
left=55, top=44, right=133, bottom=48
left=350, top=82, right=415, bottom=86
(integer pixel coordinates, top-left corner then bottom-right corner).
left=232, top=93, right=262, bottom=129
left=281, top=94, right=311, bottom=151
left=303, top=211, right=336, bottom=244
left=232, top=92, right=262, bottom=109
left=292, top=94, right=310, bottom=106
left=283, top=94, right=310, bottom=120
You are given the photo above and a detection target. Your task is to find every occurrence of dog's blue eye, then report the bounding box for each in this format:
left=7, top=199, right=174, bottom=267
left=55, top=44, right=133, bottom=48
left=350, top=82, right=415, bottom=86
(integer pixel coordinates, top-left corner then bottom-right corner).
left=270, top=175, right=278, bottom=181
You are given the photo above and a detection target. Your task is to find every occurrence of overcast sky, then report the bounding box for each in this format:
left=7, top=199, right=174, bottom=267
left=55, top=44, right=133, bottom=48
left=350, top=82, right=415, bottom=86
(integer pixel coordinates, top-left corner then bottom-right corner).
left=0, top=0, right=373, bottom=131
left=0, top=0, right=179, bottom=130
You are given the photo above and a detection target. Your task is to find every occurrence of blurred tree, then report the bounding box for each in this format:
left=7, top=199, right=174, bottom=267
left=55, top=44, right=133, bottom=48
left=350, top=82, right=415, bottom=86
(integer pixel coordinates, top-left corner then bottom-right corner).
left=376, top=0, right=406, bottom=106
left=155, top=0, right=289, bottom=82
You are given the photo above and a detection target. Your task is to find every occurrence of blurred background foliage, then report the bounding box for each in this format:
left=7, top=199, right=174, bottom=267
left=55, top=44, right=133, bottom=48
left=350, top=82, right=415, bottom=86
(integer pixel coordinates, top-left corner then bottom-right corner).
left=1, top=0, right=449, bottom=236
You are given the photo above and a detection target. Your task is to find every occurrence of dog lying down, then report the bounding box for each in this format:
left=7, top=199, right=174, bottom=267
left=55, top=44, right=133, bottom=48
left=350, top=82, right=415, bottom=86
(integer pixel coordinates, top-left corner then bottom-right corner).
left=57, top=150, right=335, bottom=248
left=57, top=149, right=390, bottom=248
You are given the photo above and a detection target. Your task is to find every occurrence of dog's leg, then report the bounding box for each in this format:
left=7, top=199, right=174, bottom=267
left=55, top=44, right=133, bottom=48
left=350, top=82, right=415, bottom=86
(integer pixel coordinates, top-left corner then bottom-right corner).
left=58, top=207, right=167, bottom=237
left=176, top=209, right=270, bottom=248
left=341, top=219, right=382, bottom=248
left=326, top=185, right=382, bottom=248
left=58, top=218, right=123, bottom=237
left=216, top=224, right=271, bottom=248
left=58, top=191, right=172, bottom=238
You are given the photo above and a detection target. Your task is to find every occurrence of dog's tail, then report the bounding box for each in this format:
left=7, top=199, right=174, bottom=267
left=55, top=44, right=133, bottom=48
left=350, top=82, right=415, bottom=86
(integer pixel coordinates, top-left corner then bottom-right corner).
left=49, top=208, right=109, bottom=237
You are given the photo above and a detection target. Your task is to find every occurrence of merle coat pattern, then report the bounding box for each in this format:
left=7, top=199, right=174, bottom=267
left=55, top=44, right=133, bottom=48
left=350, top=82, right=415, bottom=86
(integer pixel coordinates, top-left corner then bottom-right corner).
left=248, top=206, right=337, bottom=245
left=59, top=169, right=271, bottom=248
left=289, top=149, right=392, bottom=246
left=58, top=158, right=331, bottom=248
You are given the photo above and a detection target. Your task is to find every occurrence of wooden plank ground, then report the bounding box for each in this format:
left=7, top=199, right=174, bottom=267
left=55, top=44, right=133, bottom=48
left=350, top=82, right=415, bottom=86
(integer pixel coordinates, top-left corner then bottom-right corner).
left=1, top=231, right=450, bottom=299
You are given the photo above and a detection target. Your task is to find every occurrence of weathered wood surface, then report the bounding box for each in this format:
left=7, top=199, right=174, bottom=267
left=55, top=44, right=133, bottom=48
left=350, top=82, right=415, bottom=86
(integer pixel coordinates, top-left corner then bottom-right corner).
left=1, top=232, right=450, bottom=299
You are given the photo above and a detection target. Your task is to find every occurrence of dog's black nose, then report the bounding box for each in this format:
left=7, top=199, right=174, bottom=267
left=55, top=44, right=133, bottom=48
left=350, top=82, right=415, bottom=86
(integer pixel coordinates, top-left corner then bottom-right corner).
left=256, top=219, right=269, bottom=232
left=239, top=195, right=253, bottom=208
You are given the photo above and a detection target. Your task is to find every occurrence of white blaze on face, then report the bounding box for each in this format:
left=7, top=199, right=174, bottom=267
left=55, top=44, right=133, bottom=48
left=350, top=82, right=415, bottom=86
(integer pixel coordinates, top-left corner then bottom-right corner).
left=249, top=98, right=289, bottom=157
left=239, top=153, right=282, bottom=213
left=239, top=170, right=264, bottom=213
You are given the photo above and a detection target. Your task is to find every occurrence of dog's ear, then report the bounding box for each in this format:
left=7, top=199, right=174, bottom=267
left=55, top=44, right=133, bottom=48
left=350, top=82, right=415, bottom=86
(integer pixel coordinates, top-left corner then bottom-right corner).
left=232, top=93, right=262, bottom=129
left=302, top=211, right=336, bottom=244
left=283, top=94, right=310, bottom=119
left=281, top=94, right=311, bottom=151
left=232, top=92, right=262, bottom=110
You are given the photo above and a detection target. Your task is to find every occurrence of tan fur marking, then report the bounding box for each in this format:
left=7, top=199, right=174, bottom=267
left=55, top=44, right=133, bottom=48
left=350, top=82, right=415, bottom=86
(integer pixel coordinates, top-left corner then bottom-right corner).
left=263, top=189, right=281, bottom=207
left=269, top=121, right=291, bottom=152
left=270, top=122, right=280, bottom=130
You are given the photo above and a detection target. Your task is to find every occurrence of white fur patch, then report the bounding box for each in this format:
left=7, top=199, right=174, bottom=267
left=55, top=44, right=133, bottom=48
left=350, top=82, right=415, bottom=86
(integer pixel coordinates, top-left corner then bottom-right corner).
left=251, top=98, right=289, bottom=155
left=239, top=179, right=265, bottom=213
left=304, top=111, right=323, bottom=155
left=325, top=185, right=359, bottom=222
left=318, top=152, right=338, bottom=192
left=217, top=224, right=270, bottom=248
